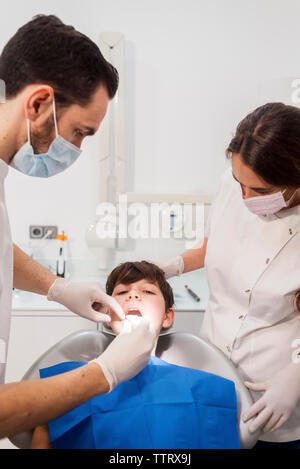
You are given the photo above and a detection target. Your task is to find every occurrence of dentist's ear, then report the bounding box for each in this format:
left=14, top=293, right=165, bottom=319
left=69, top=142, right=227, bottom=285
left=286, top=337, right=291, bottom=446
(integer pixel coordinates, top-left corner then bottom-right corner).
left=24, top=85, right=55, bottom=123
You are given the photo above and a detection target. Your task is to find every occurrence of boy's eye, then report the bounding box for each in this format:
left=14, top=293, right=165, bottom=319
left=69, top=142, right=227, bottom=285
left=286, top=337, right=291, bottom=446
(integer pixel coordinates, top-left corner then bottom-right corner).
left=115, top=289, right=154, bottom=295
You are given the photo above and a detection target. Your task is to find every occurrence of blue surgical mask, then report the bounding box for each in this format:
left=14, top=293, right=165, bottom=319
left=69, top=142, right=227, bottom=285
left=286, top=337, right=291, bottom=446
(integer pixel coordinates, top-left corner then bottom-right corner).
left=10, top=97, right=82, bottom=177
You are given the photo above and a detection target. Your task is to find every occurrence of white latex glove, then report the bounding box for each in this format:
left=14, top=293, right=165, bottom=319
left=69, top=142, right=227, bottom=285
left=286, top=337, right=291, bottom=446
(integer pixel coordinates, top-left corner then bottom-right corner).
left=243, top=363, right=300, bottom=434
left=92, top=315, right=156, bottom=391
left=47, top=278, right=125, bottom=323
left=156, top=255, right=184, bottom=279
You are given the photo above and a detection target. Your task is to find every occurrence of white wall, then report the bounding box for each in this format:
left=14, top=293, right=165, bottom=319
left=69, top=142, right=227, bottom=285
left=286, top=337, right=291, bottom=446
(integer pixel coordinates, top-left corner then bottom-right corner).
left=2, top=0, right=300, bottom=265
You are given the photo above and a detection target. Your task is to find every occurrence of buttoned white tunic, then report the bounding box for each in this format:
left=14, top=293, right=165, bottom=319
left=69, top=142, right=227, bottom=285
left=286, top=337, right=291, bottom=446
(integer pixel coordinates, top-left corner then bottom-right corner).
left=0, top=159, right=13, bottom=385
left=200, top=167, right=300, bottom=443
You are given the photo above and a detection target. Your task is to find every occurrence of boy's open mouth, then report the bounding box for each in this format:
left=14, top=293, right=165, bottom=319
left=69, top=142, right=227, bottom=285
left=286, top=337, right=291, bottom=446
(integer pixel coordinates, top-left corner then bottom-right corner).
left=124, top=307, right=142, bottom=317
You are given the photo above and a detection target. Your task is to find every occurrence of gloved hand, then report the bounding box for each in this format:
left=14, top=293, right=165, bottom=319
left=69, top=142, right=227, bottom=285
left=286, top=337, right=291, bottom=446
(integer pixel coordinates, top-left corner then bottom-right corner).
left=243, top=362, right=300, bottom=434
left=92, top=315, right=156, bottom=391
left=156, top=255, right=184, bottom=279
left=47, top=278, right=125, bottom=323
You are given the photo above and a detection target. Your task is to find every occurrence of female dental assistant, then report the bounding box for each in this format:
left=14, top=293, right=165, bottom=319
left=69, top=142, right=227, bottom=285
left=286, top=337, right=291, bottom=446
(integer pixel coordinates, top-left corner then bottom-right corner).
left=161, top=102, right=300, bottom=448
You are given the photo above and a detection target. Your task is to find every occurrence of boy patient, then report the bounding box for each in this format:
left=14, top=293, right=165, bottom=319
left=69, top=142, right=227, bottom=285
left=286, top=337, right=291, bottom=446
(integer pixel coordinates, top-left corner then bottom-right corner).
left=30, top=261, right=240, bottom=449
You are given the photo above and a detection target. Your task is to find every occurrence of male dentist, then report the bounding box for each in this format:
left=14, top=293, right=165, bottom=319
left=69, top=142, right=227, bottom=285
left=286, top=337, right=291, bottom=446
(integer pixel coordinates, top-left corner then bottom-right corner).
left=0, top=14, right=155, bottom=439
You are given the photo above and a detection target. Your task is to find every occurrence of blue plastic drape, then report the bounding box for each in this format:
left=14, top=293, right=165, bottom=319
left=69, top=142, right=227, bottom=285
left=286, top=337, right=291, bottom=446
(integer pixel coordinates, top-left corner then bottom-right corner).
left=40, top=356, right=240, bottom=449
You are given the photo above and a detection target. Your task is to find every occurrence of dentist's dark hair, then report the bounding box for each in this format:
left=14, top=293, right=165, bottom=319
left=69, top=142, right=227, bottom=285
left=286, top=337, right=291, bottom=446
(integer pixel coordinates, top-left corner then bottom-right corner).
left=0, top=14, right=118, bottom=108
left=226, top=102, right=300, bottom=187
left=226, top=102, right=300, bottom=313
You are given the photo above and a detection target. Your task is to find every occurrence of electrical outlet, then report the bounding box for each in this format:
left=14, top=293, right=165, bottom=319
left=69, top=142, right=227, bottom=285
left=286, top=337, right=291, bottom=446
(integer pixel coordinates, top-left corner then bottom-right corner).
left=29, top=225, right=58, bottom=239
left=43, top=226, right=58, bottom=239
left=29, top=225, right=44, bottom=239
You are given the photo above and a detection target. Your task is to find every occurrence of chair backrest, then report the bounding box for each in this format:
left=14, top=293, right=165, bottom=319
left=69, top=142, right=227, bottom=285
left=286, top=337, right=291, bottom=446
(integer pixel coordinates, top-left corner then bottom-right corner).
left=9, top=330, right=260, bottom=449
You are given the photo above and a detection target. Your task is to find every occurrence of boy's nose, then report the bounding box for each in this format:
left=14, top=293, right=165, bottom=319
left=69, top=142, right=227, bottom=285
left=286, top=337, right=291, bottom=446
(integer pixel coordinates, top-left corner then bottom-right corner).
left=127, top=292, right=141, bottom=300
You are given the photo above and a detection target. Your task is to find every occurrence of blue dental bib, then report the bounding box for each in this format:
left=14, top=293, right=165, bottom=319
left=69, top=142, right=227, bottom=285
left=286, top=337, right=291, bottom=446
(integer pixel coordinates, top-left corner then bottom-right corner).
left=40, top=357, right=240, bottom=449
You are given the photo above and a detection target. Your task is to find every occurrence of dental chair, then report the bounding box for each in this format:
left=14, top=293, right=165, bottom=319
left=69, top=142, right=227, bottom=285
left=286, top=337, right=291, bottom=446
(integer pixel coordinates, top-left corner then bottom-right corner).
left=9, top=330, right=260, bottom=449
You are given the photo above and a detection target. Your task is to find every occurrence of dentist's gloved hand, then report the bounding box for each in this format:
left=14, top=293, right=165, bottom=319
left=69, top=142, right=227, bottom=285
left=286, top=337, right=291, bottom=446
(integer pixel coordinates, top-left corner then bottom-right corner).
left=155, top=255, right=184, bottom=280
left=47, top=278, right=125, bottom=323
left=92, top=315, right=156, bottom=391
left=243, top=362, right=300, bottom=434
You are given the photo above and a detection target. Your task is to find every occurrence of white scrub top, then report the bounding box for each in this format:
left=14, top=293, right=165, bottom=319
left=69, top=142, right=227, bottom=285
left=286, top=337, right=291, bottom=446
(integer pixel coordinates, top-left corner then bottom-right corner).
left=201, top=167, right=300, bottom=443
left=0, top=159, right=13, bottom=385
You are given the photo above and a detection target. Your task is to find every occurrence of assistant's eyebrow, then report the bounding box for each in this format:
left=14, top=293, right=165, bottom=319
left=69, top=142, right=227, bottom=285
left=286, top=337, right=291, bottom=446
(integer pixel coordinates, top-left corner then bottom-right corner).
left=231, top=171, right=273, bottom=192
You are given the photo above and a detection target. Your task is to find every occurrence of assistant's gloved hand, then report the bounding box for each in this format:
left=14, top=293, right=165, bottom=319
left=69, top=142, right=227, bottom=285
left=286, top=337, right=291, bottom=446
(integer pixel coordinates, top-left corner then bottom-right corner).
left=156, top=255, right=184, bottom=279
left=243, top=362, right=300, bottom=434
left=92, top=315, right=156, bottom=391
left=47, top=278, right=125, bottom=323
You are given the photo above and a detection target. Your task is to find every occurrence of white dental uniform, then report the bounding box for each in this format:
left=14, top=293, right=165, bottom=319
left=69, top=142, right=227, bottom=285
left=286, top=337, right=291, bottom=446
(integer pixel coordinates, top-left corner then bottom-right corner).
left=200, top=166, right=300, bottom=443
left=0, top=159, right=13, bottom=385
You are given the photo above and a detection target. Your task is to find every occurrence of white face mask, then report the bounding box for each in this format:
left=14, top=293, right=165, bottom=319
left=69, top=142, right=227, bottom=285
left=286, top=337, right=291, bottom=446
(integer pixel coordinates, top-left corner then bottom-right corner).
left=10, top=97, right=82, bottom=178
left=244, top=188, right=298, bottom=216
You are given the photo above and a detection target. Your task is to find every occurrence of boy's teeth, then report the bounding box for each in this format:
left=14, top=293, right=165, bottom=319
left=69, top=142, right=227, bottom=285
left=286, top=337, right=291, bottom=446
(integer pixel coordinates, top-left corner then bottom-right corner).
left=126, top=308, right=141, bottom=315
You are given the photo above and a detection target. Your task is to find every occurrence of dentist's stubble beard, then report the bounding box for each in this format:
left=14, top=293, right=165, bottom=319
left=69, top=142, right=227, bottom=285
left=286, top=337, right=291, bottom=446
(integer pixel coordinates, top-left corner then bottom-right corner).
left=30, top=116, right=56, bottom=154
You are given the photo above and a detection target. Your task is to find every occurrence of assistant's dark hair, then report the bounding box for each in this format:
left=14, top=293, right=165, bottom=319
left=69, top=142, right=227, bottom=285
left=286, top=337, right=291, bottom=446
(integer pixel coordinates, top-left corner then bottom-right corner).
left=0, top=14, right=118, bottom=107
left=226, top=102, right=300, bottom=187
left=106, top=261, right=174, bottom=312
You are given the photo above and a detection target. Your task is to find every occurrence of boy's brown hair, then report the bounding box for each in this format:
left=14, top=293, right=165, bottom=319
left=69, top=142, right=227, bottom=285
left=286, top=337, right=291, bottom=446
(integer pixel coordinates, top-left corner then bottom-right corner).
left=106, top=261, right=174, bottom=311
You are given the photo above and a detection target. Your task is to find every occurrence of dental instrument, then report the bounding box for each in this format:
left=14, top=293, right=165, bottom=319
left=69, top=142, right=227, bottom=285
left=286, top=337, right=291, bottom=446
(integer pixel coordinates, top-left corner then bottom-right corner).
left=56, top=233, right=67, bottom=278
left=185, top=284, right=200, bottom=302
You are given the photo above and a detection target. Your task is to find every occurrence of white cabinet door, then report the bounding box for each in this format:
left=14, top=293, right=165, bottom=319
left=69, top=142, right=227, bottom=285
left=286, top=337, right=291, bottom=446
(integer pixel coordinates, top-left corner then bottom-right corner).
left=5, top=315, right=97, bottom=384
